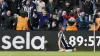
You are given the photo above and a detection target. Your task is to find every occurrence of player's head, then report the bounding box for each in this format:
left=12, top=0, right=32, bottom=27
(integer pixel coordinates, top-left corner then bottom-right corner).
left=59, top=26, right=65, bottom=32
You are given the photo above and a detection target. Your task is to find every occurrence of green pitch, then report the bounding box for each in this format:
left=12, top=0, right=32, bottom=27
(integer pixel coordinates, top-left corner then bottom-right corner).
left=0, top=51, right=100, bottom=56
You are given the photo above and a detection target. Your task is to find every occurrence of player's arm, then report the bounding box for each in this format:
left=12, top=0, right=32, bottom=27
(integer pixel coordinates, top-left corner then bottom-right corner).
left=58, top=37, right=62, bottom=50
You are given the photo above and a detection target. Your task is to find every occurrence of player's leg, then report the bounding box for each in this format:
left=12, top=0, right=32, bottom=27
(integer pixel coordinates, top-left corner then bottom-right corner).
left=64, top=44, right=77, bottom=52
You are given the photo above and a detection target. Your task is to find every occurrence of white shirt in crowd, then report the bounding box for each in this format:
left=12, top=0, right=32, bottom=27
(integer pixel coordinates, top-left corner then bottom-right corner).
left=36, top=0, right=45, bottom=12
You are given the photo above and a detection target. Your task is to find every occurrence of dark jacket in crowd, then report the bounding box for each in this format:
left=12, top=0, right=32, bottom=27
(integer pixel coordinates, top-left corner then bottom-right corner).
left=96, top=0, right=100, bottom=8
left=70, top=0, right=79, bottom=7
left=1, top=15, right=15, bottom=29
left=81, top=0, right=85, bottom=2
left=46, top=3, right=57, bottom=14
left=63, top=5, right=73, bottom=15
left=56, top=0, right=66, bottom=9
left=43, top=0, right=49, bottom=4
left=0, top=18, right=1, bottom=27
left=49, top=17, right=59, bottom=30
left=76, top=14, right=89, bottom=30
left=0, top=1, right=8, bottom=12
left=84, top=1, right=93, bottom=15
left=8, top=0, right=21, bottom=15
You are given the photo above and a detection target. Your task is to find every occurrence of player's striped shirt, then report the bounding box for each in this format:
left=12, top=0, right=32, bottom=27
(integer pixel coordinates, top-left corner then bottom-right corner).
left=58, top=31, right=69, bottom=48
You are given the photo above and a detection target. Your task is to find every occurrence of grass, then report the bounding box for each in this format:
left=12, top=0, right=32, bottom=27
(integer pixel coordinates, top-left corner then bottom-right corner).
left=0, top=51, right=100, bottom=56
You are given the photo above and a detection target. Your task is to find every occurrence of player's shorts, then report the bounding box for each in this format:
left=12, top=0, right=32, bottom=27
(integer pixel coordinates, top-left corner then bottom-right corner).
left=64, top=44, right=74, bottom=49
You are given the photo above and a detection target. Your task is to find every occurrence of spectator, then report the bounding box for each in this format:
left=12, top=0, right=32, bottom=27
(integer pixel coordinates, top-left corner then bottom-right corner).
left=56, top=0, right=65, bottom=27
left=63, top=1, right=73, bottom=15
left=96, top=12, right=100, bottom=30
left=31, top=9, right=39, bottom=30
left=0, top=0, right=8, bottom=13
left=76, top=7, right=82, bottom=28
left=76, top=7, right=82, bottom=15
left=1, top=10, right=14, bottom=30
left=70, top=0, right=79, bottom=8
left=22, top=0, right=37, bottom=30
left=43, top=0, right=49, bottom=3
left=63, top=12, right=76, bottom=20
left=0, top=7, right=2, bottom=28
left=84, top=0, right=93, bottom=15
left=66, top=17, right=78, bottom=31
left=31, top=13, right=39, bottom=30
left=93, top=7, right=99, bottom=23
left=62, top=11, right=77, bottom=30
left=4, top=0, right=10, bottom=6
left=16, top=11, right=29, bottom=30
left=0, top=0, right=99, bottom=31
left=56, top=0, right=66, bottom=9
left=22, top=1, right=36, bottom=19
left=22, top=0, right=35, bottom=6
left=84, top=0, right=94, bottom=22
left=96, top=0, right=100, bottom=8
left=78, top=0, right=85, bottom=10
left=93, top=0, right=96, bottom=10
left=36, top=0, right=45, bottom=13
left=38, top=8, right=50, bottom=29
left=46, top=0, right=57, bottom=14
left=49, top=13, right=59, bottom=30
left=58, top=9, right=63, bottom=27
left=89, top=23, right=98, bottom=31
left=62, top=1, right=73, bottom=30
left=8, top=0, right=21, bottom=15
left=76, top=11, right=89, bottom=30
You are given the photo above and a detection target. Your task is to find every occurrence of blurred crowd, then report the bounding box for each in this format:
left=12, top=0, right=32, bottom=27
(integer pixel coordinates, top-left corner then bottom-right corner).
left=0, top=0, right=100, bottom=31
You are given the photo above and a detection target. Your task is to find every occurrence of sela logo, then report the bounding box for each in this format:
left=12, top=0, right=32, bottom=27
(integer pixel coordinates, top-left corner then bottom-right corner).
left=1, top=32, right=45, bottom=50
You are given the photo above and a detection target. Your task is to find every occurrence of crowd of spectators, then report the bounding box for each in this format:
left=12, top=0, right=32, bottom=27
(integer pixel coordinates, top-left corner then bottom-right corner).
left=0, top=0, right=100, bottom=31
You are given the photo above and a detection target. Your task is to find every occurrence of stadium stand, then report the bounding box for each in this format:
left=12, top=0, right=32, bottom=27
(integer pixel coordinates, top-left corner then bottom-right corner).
left=0, top=0, right=99, bottom=31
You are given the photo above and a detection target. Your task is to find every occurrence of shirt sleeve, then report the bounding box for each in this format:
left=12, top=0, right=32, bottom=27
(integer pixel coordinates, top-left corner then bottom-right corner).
left=58, top=32, right=63, bottom=38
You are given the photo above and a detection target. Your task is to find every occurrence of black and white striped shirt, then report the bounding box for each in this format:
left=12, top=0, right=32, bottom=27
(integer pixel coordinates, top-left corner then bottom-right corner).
left=58, top=31, right=69, bottom=48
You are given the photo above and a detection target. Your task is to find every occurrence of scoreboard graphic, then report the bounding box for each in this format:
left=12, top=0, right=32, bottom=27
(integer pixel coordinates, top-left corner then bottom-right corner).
left=0, top=30, right=99, bottom=51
